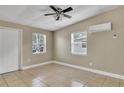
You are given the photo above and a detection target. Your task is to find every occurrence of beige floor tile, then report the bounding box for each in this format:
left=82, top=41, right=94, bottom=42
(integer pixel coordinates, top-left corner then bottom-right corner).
left=85, top=79, right=104, bottom=87
left=0, top=64, right=122, bottom=87
left=15, top=71, right=48, bottom=87
left=102, top=77, right=120, bottom=87
left=2, top=73, right=28, bottom=87
left=0, top=75, right=8, bottom=87
left=119, top=80, right=124, bottom=87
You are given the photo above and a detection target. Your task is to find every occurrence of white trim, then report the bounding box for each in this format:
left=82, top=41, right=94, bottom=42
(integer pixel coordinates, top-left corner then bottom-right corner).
left=71, top=32, right=87, bottom=56
left=18, top=60, right=124, bottom=80
left=20, top=30, right=23, bottom=70
left=32, top=33, right=46, bottom=54
left=53, top=61, right=124, bottom=80
left=21, top=61, right=53, bottom=70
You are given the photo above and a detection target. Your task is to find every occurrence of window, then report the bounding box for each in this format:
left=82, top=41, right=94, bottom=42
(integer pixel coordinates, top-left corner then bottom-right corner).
left=32, top=33, right=46, bottom=54
left=71, top=32, right=87, bottom=55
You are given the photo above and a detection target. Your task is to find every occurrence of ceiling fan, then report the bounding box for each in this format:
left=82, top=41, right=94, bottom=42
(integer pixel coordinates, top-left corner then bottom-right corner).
left=44, top=6, right=73, bottom=21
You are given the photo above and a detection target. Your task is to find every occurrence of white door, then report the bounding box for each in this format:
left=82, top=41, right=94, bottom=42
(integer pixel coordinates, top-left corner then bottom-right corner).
left=0, top=28, right=19, bottom=74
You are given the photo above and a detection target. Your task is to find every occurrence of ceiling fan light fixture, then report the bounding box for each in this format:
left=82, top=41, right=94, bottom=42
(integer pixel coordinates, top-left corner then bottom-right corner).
left=44, top=5, right=73, bottom=21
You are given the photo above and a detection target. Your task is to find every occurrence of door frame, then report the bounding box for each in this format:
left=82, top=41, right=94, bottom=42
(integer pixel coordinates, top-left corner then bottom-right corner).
left=0, top=26, right=23, bottom=70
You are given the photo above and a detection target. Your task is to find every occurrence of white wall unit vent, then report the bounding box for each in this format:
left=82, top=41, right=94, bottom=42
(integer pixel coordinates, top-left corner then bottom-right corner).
left=88, top=22, right=111, bottom=33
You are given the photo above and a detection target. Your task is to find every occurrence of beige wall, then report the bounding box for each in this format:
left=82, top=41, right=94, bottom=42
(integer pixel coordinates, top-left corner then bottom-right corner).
left=54, top=6, right=124, bottom=76
left=0, top=20, right=53, bottom=67
left=0, top=6, right=124, bottom=76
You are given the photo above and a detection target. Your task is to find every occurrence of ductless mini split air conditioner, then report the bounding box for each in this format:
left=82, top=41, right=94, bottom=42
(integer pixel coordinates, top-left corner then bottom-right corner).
left=88, top=22, right=111, bottom=33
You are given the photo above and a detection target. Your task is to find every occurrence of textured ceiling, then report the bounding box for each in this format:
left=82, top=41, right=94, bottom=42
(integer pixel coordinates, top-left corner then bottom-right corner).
left=0, top=5, right=119, bottom=31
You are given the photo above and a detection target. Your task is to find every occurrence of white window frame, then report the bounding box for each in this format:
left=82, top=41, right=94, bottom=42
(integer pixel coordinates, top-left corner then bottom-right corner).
left=71, top=32, right=87, bottom=55
left=32, top=33, right=46, bottom=54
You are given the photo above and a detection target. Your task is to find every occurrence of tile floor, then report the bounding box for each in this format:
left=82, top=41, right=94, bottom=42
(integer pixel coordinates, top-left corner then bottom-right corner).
left=0, top=63, right=123, bottom=87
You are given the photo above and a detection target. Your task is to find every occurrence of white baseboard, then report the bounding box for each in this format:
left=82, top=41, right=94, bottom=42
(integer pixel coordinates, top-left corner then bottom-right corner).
left=53, top=61, right=124, bottom=80
left=21, top=60, right=124, bottom=80
left=21, top=61, right=53, bottom=70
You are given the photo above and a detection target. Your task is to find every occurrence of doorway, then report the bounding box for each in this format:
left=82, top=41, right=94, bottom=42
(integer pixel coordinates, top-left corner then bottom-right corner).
left=0, top=26, right=22, bottom=74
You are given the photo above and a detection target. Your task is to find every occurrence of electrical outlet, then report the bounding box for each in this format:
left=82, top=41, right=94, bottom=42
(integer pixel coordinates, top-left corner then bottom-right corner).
left=113, top=34, right=118, bottom=39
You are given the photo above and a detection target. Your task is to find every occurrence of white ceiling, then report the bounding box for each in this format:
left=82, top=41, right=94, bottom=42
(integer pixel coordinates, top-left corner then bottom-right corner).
left=0, top=5, right=119, bottom=31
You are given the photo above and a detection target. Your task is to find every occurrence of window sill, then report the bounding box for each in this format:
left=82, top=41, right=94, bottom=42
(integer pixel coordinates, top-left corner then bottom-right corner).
left=32, top=52, right=46, bottom=55
left=71, top=52, right=87, bottom=56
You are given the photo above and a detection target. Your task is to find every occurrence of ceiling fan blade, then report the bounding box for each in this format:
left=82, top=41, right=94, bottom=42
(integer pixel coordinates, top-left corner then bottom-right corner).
left=63, top=14, right=72, bottom=18
left=44, top=13, right=56, bottom=16
left=62, top=7, right=73, bottom=13
left=49, top=6, right=59, bottom=12
left=56, top=16, right=60, bottom=20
